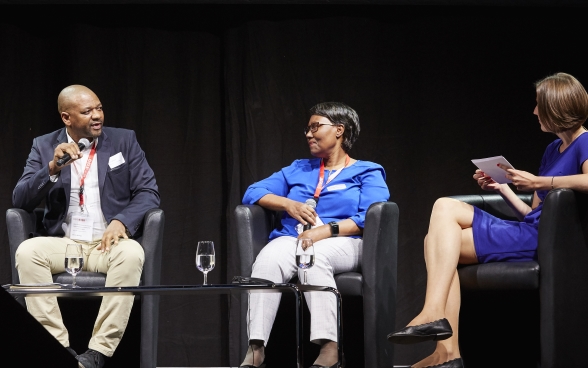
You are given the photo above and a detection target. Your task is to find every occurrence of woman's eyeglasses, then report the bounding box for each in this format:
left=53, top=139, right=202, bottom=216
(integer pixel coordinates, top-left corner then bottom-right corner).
left=304, top=122, right=336, bottom=135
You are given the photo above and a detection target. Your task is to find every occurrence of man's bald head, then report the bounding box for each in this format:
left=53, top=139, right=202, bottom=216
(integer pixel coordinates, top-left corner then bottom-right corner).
left=57, top=85, right=104, bottom=142
left=57, top=85, right=99, bottom=113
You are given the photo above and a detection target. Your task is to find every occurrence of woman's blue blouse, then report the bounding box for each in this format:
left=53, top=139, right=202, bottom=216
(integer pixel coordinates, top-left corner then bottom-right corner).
left=243, top=159, right=390, bottom=240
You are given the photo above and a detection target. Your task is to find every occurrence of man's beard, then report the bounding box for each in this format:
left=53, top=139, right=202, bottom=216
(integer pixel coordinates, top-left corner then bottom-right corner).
left=86, top=124, right=103, bottom=139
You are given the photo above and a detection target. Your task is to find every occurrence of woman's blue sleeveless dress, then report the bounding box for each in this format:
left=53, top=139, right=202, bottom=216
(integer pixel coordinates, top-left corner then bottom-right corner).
left=472, top=133, right=588, bottom=263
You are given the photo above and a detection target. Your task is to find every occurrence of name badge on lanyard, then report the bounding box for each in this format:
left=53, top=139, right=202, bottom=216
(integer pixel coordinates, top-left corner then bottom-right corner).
left=70, top=211, right=93, bottom=242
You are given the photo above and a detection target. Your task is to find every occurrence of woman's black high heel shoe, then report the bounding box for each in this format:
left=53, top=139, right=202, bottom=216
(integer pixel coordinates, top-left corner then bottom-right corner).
left=309, top=363, right=341, bottom=368
left=239, top=364, right=266, bottom=368
left=387, top=318, right=452, bottom=344
left=423, top=357, right=464, bottom=368
left=309, top=354, right=344, bottom=368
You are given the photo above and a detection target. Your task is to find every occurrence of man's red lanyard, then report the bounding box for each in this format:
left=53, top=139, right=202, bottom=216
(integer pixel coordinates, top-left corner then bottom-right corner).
left=313, top=154, right=350, bottom=200
left=78, top=142, right=96, bottom=211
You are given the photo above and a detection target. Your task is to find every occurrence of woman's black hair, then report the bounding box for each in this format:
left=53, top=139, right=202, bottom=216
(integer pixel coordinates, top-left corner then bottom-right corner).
left=309, top=102, right=360, bottom=152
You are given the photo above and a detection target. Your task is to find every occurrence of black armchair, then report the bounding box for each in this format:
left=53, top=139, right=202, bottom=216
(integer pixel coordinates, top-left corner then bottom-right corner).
left=6, top=207, right=165, bottom=368
left=453, top=189, right=588, bottom=368
left=234, top=201, right=399, bottom=368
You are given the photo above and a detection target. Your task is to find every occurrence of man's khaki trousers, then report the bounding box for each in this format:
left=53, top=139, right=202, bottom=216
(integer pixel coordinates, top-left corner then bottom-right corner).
left=15, top=237, right=144, bottom=357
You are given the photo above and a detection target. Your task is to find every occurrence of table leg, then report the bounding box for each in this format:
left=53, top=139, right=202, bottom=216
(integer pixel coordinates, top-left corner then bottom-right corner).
left=297, top=286, right=344, bottom=368
left=294, top=287, right=304, bottom=368
left=334, top=289, right=343, bottom=367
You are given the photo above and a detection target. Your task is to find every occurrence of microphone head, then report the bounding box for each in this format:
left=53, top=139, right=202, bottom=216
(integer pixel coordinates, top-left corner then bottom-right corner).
left=78, top=138, right=91, bottom=149
left=305, top=198, right=317, bottom=209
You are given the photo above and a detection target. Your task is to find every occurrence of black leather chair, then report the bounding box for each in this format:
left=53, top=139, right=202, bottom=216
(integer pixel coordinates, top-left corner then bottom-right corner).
left=6, top=207, right=165, bottom=368
left=453, top=189, right=588, bottom=368
left=234, top=201, right=399, bottom=368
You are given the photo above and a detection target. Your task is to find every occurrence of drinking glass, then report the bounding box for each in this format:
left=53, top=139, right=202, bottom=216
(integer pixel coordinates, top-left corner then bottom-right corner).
left=296, top=238, right=315, bottom=285
left=196, top=241, right=216, bottom=285
left=65, top=243, right=84, bottom=288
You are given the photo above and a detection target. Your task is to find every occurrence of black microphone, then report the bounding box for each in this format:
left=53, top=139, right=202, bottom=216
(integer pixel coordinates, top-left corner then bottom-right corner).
left=56, top=138, right=91, bottom=167
left=303, top=198, right=317, bottom=231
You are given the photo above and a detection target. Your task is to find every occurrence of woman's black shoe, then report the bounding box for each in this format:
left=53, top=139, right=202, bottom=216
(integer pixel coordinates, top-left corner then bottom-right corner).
left=309, top=363, right=341, bottom=368
left=387, top=318, right=452, bottom=344
left=424, top=358, right=464, bottom=368
left=239, top=364, right=266, bottom=368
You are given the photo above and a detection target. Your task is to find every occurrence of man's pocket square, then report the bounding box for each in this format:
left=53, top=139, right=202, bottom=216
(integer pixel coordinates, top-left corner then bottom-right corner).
left=108, top=152, right=125, bottom=169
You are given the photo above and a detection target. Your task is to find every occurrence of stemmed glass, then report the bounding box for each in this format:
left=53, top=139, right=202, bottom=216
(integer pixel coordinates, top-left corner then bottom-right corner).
left=296, top=238, right=315, bottom=285
left=65, top=243, right=84, bottom=288
left=196, top=241, right=216, bottom=285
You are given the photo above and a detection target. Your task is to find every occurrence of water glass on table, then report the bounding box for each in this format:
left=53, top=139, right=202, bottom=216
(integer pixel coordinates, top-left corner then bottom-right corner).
left=196, top=241, right=215, bottom=285
left=65, top=243, right=84, bottom=288
left=296, top=238, right=315, bottom=285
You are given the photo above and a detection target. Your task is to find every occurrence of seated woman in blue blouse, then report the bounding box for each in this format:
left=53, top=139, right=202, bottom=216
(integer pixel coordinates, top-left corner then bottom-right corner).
left=387, top=73, right=588, bottom=368
left=240, top=102, right=390, bottom=368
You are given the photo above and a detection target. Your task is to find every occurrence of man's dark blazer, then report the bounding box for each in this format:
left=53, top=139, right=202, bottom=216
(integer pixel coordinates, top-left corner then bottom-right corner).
left=13, top=127, right=160, bottom=237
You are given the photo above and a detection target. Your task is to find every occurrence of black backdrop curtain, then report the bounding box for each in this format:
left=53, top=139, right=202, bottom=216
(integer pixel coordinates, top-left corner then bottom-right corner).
left=1, top=4, right=587, bottom=367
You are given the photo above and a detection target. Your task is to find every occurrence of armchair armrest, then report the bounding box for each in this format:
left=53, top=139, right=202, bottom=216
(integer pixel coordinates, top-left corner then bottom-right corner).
left=536, top=188, right=588, bottom=365
left=134, top=208, right=164, bottom=366
left=234, top=204, right=274, bottom=277
left=6, top=208, right=35, bottom=284
left=136, top=208, right=165, bottom=286
left=361, top=201, right=399, bottom=368
left=536, top=188, right=588, bottom=285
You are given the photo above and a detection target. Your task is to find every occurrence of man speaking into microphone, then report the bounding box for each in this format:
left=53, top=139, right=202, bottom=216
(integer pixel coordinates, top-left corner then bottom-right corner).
left=13, top=85, right=159, bottom=368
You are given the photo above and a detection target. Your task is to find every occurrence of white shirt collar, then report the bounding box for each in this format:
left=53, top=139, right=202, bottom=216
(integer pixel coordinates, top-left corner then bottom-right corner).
left=65, top=131, right=97, bottom=151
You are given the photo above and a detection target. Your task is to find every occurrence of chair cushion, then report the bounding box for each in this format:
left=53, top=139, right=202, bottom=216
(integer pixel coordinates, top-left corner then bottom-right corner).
left=334, top=272, right=363, bottom=296
left=458, top=261, right=539, bottom=290
left=52, top=272, right=146, bottom=288
left=287, top=272, right=362, bottom=296
left=53, top=272, right=107, bottom=287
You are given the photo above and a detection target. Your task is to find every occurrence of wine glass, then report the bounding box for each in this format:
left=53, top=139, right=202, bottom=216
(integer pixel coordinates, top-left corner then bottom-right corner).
left=196, top=241, right=216, bottom=285
left=296, top=238, right=315, bottom=285
left=64, top=243, right=84, bottom=288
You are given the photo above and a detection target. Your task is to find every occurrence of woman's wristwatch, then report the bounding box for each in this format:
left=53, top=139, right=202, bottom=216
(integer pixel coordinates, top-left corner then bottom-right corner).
left=328, top=221, right=339, bottom=237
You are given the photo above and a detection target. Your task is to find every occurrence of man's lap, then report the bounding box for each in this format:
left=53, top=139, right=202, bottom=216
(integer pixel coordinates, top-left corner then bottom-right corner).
left=16, top=236, right=144, bottom=275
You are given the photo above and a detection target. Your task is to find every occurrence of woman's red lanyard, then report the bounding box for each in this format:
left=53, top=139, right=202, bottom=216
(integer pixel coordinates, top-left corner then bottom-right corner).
left=77, top=141, right=96, bottom=212
left=313, top=154, right=350, bottom=201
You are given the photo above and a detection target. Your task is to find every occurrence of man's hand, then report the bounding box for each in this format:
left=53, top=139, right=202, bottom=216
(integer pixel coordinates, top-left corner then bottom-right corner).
left=98, top=219, right=128, bottom=252
left=49, top=142, right=83, bottom=176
